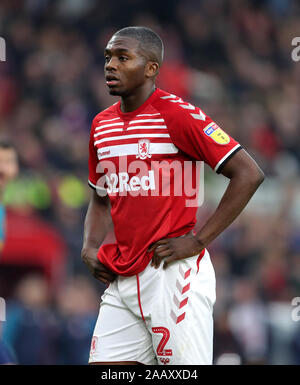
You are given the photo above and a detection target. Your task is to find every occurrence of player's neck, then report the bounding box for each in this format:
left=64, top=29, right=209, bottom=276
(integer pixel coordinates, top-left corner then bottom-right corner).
left=120, top=84, right=156, bottom=113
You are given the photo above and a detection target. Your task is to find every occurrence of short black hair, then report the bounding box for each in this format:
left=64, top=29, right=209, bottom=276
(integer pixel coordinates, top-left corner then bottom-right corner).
left=113, top=26, right=164, bottom=66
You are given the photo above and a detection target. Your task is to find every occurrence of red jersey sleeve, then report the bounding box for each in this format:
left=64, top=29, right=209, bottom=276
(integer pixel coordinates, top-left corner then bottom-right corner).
left=164, top=103, right=242, bottom=173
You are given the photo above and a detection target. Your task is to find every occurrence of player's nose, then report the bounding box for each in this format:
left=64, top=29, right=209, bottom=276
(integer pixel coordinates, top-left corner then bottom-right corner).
left=105, top=57, right=118, bottom=72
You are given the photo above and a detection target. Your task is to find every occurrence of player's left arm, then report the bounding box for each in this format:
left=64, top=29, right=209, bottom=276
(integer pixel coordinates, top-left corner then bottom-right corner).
left=149, top=149, right=264, bottom=269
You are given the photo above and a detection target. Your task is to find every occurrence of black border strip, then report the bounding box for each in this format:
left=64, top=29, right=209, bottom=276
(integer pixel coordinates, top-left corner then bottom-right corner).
left=88, top=180, right=107, bottom=192
left=88, top=180, right=96, bottom=190
left=216, top=146, right=243, bottom=174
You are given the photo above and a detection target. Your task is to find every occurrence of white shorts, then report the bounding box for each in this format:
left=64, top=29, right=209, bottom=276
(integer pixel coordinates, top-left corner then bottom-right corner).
left=89, top=249, right=216, bottom=365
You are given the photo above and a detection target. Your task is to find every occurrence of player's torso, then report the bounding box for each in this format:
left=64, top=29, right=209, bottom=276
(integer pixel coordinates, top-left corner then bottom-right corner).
left=92, top=89, right=207, bottom=275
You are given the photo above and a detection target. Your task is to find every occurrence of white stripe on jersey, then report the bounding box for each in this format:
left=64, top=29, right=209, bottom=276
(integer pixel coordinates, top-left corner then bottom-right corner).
left=94, top=125, right=167, bottom=138
left=160, top=94, right=176, bottom=99
left=94, top=128, right=123, bottom=137
left=97, top=142, right=178, bottom=159
left=126, top=125, right=167, bottom=131
left=94, top=133, right=170, bottom=146
left=136, top=113, right=161, bottom=117
left=128, top=119, right=164, bottom=125
left=98, top=117, right=120, bottom=124
left=95, top=122, right=124, bottom=131
left=214, top=144, right=241, bottom=172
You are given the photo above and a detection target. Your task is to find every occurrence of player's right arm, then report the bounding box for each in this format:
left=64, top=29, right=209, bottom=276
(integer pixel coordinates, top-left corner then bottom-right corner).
left=81, top=116, right=116, bottom=285
left=81, top=191, right=116, bottom=285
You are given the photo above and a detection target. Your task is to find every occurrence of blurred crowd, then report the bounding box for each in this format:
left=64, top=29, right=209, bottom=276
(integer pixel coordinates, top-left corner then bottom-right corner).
left=0, top=0, right=300, bottom=364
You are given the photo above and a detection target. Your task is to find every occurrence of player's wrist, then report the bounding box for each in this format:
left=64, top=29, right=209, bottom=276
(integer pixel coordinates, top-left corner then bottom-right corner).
left=193, top=235, right=206, bottom=252
left=81, top=245, right=99, bottom=260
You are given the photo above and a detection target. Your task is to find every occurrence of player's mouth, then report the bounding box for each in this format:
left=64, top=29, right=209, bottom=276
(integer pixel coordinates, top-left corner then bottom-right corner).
left=106, top=74, right=120, bottom=87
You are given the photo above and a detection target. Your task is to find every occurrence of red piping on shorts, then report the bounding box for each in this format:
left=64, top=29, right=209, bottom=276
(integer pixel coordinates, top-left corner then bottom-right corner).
left=136, top=274, right=145, bottom=322
left=196, top=249, right=206, bottom=274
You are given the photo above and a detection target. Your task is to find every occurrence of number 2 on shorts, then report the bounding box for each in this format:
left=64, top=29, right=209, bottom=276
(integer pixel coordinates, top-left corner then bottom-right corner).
left=152, top=327, right=173, bottom=356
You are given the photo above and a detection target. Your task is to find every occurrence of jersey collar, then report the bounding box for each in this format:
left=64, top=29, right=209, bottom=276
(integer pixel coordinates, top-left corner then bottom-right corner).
left=116, top=88, right=160, bottom=120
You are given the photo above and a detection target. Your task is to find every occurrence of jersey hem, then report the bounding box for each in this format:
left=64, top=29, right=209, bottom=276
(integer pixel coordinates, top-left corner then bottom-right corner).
left=98, top=228, right=199, bottom=277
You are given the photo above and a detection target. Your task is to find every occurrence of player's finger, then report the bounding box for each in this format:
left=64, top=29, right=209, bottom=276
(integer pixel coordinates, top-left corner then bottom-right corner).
left=151, top=257, right=163, bottom=269
left=156, top=248, right=171, bottom=258
left=154, top=244, right=169, bottom=253
left=147, top=239, right=169, bottom=252
left=96, top=277, right=113, bottom=286
left=95, top=271, right=115, bottom=282
left=163, top=255, right=178, bottom=269
left=95, top=265, right=116, bottom=277
left=148, top=242, right=163, bottom=253
left=96, top=263, right=117, bottom=276
left=151, top=250, right=161, bottom=267
left=151, top=249, right=172, bottom=268
left=94, top=273, right=109, bottom=285
left=94, top=269, right=111, bottom=278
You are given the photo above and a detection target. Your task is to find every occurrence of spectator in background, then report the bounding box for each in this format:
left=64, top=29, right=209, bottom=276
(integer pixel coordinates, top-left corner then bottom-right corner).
left=0, top=139, right=18, bottom=364
left=0, top=139, right=18, bottom=252
left=0, top=298, right=15, bottom=364
left=291, top=323, right=300, bottom=365
left=2, top=274, right=59, bottom=365
left=54, top=276, right=99, bottom=365
left=213, top=307, right=245, bottom=365
left=2, top=274, right=100, bottom=365
left=267, top=298, right=299, bottom=365
left=0, top=322, right=15, bottom=365
left=228, top=278, right=269, bottom=364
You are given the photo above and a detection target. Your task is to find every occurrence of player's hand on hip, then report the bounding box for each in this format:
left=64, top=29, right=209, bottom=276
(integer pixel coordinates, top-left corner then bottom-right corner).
left=81, top=247, right=117, bottom=285
left=148, top=234, right=204, bottom=269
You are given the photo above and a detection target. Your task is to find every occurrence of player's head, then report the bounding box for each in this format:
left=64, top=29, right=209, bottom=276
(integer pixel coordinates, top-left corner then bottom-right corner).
left=0, top=139, right=18, bottom=192
left=104, top=26, right=164, bottom=96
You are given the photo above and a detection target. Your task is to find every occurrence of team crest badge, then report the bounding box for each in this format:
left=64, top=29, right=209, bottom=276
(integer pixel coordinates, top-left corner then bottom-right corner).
left=136, top=139, right=151, bottom=159
left=203, top=123, right=230, bottom=145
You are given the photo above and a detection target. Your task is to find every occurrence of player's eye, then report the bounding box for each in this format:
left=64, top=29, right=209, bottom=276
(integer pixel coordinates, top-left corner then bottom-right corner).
left=119, top=56, right=128, bottom=62
left=104, top=56, right=111, bottom=63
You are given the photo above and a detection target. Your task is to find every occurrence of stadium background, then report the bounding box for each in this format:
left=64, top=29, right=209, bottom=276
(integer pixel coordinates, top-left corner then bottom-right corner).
left=0, top=0, right=300, bottom=365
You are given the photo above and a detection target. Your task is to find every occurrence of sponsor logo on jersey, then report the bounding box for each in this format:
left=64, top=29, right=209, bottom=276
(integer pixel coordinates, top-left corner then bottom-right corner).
left=203, top=122, right=230, bottom=145
left=136, top=139, right=151, bottom=159
left=98, top=149, right=111, bottom=159
left=106, top=171, right=155, bottom=193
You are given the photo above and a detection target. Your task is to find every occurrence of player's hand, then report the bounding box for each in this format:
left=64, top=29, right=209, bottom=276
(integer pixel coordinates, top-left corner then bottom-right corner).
left=81, top=247, right=117, bottom=285
left=148, top=234, right=204, bottom=269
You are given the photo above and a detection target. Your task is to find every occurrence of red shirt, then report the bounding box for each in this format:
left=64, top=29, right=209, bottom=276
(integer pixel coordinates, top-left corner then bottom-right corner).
left=88, top=88, right=241, bottom=276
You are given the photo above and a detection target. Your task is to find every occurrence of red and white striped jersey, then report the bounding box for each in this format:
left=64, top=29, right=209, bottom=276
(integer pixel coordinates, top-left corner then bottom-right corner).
left=88, top=88, right=241, bottom=276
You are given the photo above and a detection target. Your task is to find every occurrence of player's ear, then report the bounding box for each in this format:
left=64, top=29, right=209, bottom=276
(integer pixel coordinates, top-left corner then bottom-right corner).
left=145, top=61, right=159, bottom=78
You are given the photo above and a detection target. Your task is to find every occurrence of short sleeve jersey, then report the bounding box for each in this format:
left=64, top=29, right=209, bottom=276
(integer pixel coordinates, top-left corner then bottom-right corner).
left=88, top=88, right=241, bottom=276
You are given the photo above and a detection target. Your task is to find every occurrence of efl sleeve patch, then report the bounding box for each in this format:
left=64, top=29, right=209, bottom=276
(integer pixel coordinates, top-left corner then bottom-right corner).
left=203, top=123, right=230, bottom=145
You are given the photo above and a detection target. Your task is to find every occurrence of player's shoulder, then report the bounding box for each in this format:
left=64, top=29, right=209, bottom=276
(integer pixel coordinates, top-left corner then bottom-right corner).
left=154, top=89, right=207, bottom=123
left=91, top=103, right=119, bottom=127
